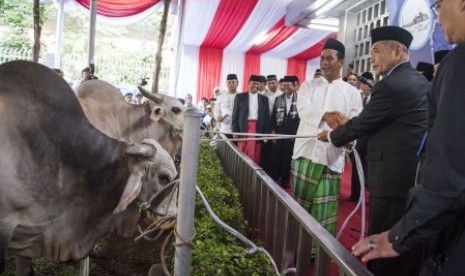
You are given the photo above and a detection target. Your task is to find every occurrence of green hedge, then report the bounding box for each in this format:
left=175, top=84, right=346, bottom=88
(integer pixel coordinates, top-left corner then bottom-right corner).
left=188, top=142, right=275, bottom=275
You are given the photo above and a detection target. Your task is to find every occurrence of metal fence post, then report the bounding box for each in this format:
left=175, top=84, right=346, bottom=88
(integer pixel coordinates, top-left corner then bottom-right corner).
left=174, top=109, right=201, bottom=275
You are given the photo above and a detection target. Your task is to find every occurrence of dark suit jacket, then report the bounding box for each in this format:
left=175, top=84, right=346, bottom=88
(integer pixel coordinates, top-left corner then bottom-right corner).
left=232, top=92, right=269, bottom=135
left=330, top=62, right=428, bottom=198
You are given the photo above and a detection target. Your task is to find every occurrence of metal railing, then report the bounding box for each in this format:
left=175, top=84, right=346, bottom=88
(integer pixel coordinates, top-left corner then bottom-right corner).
left=216, top=136, right=373, bottom=276
left=0, top=47, right=33, bottom=64
left=0, top=47, right=170, bottom=92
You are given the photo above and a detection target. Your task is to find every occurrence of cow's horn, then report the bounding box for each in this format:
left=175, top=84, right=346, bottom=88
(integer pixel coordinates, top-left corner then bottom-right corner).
left=138, top=86, right=164, bottom=104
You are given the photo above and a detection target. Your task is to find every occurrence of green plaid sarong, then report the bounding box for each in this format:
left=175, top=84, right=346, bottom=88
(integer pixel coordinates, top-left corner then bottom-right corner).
left=292, top=157, right=341, bottom=236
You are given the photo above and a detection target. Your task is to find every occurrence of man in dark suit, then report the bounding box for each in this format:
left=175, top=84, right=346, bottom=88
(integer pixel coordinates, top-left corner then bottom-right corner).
left=352, top=2, right=465, bottom=275
left=318, top=26, right=428, bottom=276
left=269, top=76, right=300, bottom=189
left=232, top=75, right=269, bottom=164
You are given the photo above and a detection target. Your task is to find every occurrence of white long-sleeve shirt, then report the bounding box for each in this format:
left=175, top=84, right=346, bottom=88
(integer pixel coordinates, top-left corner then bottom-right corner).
left=262, top=89, right=283, bottom=116
left=213, top=90, right=237, bottom=132
left=292, top=77, right=362, bottom=173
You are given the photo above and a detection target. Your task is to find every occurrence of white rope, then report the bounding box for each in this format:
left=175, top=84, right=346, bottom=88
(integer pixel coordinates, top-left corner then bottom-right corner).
left=201, top=130, right=316, bottom=142
left=204, top=131, right=367, bottom=241
left=336, top=148, right=366, bottom=241
left=196, top=185, right=281, bottom=276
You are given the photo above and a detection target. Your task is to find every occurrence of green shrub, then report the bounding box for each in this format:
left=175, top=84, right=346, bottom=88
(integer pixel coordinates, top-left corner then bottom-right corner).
left=188, top=142, right=275, bottom=275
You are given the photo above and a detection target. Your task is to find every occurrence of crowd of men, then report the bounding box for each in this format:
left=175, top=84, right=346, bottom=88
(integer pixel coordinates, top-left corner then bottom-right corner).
left=193, top=3, right=465, bottom=274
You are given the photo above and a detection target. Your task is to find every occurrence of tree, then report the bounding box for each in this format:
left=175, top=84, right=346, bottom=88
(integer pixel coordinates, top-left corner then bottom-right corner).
left=0, top=0, right=50, bottom=50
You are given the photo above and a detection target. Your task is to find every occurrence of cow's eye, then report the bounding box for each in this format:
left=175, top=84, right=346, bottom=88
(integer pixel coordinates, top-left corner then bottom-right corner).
left=159, top=174, right=171, bottom=185
left=172, top=107, right=181, bottom=114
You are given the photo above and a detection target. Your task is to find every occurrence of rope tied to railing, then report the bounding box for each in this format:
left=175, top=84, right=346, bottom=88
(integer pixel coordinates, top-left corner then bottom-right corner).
left=208, top=132, right=367, bottom=242
left=201, top=130, right=317, bottom=142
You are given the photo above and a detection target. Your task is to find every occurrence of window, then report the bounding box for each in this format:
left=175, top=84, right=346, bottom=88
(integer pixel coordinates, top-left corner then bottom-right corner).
left=365, top=41, right=370, bottom=55
left=348, top=0, right=388, bottom=74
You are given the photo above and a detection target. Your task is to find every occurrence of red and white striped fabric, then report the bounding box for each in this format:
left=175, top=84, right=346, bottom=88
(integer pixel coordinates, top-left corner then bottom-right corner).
left=173, top=0, right=336, bottom=101
left=58, top=0, right=337, bottom=101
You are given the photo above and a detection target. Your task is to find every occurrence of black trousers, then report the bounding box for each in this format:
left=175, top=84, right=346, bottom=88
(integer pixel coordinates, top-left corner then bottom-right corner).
left=368, top=197, right=422, bottom=276
left=269, top=139, right=295, bottom=187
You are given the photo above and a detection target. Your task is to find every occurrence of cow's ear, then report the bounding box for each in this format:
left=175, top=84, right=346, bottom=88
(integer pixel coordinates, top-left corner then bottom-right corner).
left=125, top=143, right=155, bottom=158
left=113, top=168, right=144, bottom=214
left=150, top=106, right=165, bottom=121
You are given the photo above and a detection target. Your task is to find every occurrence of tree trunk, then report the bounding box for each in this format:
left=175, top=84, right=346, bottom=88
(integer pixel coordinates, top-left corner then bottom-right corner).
left=151, top=0, right=171, bottom=94
left=33, top=0, right=41, bottom=63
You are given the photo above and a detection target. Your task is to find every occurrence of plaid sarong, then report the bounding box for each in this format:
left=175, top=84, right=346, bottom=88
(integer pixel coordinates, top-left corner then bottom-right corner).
left=292, top=157, right=341, bottom=236
left=238, top=120, right=262, bottom=164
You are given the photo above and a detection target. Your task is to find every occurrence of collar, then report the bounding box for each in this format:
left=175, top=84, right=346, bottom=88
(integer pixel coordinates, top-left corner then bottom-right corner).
left=386, top=61, right=408, bottom=76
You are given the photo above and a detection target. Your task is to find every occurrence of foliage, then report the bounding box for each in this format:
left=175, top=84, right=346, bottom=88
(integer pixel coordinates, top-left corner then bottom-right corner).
left=0, top=0, right=172, bottom=90
left=0, top=0, right=52, bottom=50
left=2, top=255, right=78, bottom=276
left=185, top=142, right=275, bottom=275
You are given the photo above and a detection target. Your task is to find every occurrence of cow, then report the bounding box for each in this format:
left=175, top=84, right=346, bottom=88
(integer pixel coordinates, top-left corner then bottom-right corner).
left=0, top=61, right=178, bottom=274
left=77, top=79, right=186, bottom=158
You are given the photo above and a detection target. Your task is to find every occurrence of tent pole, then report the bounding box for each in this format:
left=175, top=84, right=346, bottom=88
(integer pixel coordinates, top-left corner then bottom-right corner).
left=171, top=0, right=185, bottom=97
left=87, top=0, right=97, bottom=70
left=54, top=0, right=65, bottom=69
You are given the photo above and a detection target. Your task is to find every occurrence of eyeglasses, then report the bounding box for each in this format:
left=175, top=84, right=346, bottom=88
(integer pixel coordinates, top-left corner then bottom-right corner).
left=430, top=0, right=445, bottom=15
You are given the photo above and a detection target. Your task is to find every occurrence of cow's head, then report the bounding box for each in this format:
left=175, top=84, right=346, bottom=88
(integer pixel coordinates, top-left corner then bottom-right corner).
left=138, top=86, right=186, bottom=131
left=113, top=139, right=178, bottom=220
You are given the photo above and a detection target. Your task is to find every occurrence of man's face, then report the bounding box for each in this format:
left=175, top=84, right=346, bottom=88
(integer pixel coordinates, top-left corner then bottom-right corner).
left=82, top=71, right=90, bottom=81
left=227, top=79, right=238, bottom=92
left=282, top=82, right=293, bottom=95
left=258, top=82, right=266, bottom=91
left=267, top=80, right=277, bottom=92
left=370, top=41, right=400, bottom=77
left=437, top=0, right=465, bottom=44
left=320, top=49, right=344, bottom=82
left=248, top=81, right=259, bottom=94
left=185, top=95, right=192, bottom=104
left=347, top=74, right=358, bottom=86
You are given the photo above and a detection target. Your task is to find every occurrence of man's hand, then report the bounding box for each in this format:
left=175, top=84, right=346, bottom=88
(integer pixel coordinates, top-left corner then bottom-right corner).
left=345, top=141, right=355, bottom=151
left=351, top=231, right=400, bottom=262
left=318, top=130, right=329, bottom=142
left=323, top=111, right=349, bottom=129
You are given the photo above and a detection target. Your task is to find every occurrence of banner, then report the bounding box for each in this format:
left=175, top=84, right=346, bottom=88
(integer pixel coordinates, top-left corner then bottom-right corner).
left=388, top=0, right=453, bottom=66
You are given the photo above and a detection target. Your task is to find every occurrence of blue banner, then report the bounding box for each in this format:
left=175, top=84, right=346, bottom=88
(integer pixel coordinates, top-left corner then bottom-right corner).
left=388, top=0, right=453, bottom=66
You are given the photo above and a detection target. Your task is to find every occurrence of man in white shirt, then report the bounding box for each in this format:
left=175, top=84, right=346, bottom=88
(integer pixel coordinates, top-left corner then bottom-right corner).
left=214, top=74, right=239, bottom=136
left=292, top=38, right=363, bottom=236
left=264, top=75, right=283, bottom=114
left=258, top=75, right=268, bottom=95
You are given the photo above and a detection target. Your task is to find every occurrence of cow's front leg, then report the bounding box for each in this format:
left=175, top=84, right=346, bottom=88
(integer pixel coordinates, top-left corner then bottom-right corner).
left=15, top=256, right=33, bottom=276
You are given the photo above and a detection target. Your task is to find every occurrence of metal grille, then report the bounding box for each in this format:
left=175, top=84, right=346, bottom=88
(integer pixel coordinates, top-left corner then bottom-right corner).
left=351, top=0, right=389, bottom=74
left=216, top=136, right=373, bottom=276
